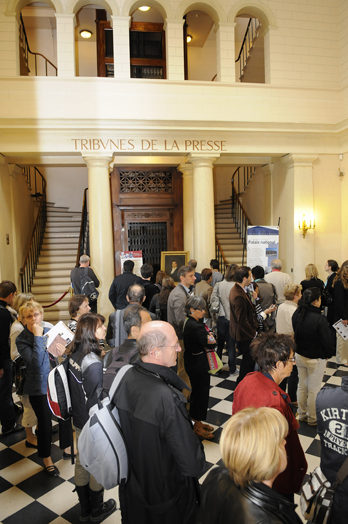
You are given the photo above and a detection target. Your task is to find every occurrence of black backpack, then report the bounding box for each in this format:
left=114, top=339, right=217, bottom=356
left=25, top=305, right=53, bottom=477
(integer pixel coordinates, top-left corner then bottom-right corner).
left=80, top=268, right=99, bottom=300
left=103, top=346, right=139, bottom=391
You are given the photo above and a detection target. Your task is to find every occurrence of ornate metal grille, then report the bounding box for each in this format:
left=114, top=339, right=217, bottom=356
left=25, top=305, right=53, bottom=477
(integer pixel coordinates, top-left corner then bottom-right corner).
left=128, top=222, right=167, bottom=276
left=120, top=170, right=172, bottom=193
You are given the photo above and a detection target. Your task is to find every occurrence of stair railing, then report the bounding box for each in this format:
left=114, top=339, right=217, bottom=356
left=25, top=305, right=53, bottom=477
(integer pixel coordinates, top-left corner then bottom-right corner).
left=76, top=188, right=89, bottom=267
left=215, top=237, right=227, bottom=275
left=19, top=168, right=47, bottom=292
left=235, top=18, right=260, bottom=80
left=231, top=167, right=254, bottom=265
left=19, top=13, right=57, bottom=76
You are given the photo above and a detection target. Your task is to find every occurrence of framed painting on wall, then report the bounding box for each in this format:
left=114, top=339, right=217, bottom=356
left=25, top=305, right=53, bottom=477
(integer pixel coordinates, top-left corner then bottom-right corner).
left=161, top=251, right=189, bottom=283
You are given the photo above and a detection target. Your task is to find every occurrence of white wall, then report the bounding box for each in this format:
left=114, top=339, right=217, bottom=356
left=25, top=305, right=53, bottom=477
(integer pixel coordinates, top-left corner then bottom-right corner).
left=0, top=162, right=37, bottom=285
left=42, top=166, right=88, bottom=211
left=187, top=27, right=216, bottom=81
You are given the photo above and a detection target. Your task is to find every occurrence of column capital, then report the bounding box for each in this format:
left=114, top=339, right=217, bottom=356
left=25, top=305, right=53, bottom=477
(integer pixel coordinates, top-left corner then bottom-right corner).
left=261, top=164, right=274, bottom=176
left=177, top=163, right=193, bottom=176
left=110, top=15, right=131, bottom=29
left=214, top=21, right=236, bottom=33
left=83, top=154, right=114, bottom=169
left=164, top=19, right=185, bottom=30
left=187, top=154, right=219, bottom=167
left=281, top=154, right=318, bottom=168
left=8, top=164, right=22, bottom=179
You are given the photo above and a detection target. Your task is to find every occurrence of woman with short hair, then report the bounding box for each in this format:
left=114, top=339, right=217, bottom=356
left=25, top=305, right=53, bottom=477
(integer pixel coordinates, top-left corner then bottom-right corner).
left=198, top=407, right=302, bottom=524
left=16, top=301, right=59, bottom=476
left=68, top=294, right=91, bottom=333
left=183, top=295, right=216, bottom=440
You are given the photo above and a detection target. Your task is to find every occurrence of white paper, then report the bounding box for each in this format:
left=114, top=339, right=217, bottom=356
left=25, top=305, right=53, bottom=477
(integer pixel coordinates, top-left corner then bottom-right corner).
left=333, top=319, right=348, bottom=341
left=45, top=321, right=74, bottom=354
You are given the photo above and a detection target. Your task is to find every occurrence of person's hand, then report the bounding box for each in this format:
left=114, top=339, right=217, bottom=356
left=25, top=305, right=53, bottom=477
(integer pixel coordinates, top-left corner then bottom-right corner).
left=33, top=323, right=44, bottom=337
left=265, top=304, right=277, bottom=315
left=252, top=291, right=258, bottom=300
left=56, top=343, right=66, bottom=357
left=0, top=369, right=4, bottom=378
left=342, top=320, right=348, bottom=326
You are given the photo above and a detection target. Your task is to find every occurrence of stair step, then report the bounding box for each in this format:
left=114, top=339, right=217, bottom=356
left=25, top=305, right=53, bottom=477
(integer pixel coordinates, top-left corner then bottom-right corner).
left=39, top=255, right=76, bottom=264
left=32, top=276, right=71, bottom=286
left=44, top=232, right=79, bottom=239
left=32, top=292, right=71, bottom=303
left=44, top=311, right=70, bottom=321
left=35, top=269, right=71, bottom=278
left=38, top=262, right=75, bottom=271
left=47, top=217, right=81, bottom=223
left=31, top=283, right=71, bottom=293
left=43, top=236, right=78, bottom=243
left=46, top=205, right=70, bottom=211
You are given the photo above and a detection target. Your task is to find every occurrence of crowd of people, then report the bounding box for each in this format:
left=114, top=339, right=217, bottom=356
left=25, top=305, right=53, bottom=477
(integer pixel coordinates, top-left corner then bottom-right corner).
left=0, top=255, right=348, bottom=524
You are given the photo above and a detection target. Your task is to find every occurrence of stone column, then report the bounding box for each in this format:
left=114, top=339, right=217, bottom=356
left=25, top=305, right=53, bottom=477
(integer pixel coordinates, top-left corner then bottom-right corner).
left=215, top=22, right=235, bottom=83
left=261, top=163, right=274, bottom=224
left=188, top=154, right=218, bottom=270
left=0, top=13, right=20, bottom=77
left=110, top=16, right=131, bottom=79
left=83, top=154, right=114, bottom=320
left=164, top=19, right=185, bottom=81
left=280, top=154, right=318, bottom=284
left=178, top=163, right=194, bottom=257
left=55, top=14, right=75, bottom=77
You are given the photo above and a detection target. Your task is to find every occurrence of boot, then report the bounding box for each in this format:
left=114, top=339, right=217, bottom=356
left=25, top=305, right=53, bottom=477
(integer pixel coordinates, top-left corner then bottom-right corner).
left=75, top=484, right=91, bottom=522
left=90, top=488, right=116, bottom=523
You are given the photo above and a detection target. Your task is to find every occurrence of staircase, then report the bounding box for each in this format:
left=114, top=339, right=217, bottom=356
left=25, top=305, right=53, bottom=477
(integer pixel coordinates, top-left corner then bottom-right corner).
left=215, top=202, right=245, bottom=266
left=31, top=203, right=81, bottom=324
left=215, top=166, right=256, bottom=268
left=236, top=17, right=264, bottom=84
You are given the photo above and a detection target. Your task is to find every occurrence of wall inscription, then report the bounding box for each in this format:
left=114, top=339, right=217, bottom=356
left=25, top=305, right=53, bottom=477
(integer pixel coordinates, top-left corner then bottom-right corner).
left=71, top=138, right=227, bottom=153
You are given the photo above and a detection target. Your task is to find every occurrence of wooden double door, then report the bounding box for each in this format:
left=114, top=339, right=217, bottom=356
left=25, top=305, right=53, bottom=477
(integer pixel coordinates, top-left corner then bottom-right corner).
left=110, top=166, right=183, bottom=276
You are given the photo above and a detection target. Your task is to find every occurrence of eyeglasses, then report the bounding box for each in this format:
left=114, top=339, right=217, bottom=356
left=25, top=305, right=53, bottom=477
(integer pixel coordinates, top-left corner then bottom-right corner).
left=287, top=358, right=296, bottom=363
left=24, top=312, right=41, bottom=319
left=159, top=342, right=181, bottom=351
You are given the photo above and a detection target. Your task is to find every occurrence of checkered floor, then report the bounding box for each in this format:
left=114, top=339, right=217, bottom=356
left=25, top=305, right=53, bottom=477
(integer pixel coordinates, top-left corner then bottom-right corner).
left=1, top=354, right=347, bottom=524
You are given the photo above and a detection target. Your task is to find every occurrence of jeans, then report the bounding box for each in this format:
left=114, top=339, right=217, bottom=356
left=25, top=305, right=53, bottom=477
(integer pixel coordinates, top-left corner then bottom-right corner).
left=0, top=359, right=16, bottom=432
left=296, top=353, right=326, bottom=423
left=216, top=316, right=236, bottom=372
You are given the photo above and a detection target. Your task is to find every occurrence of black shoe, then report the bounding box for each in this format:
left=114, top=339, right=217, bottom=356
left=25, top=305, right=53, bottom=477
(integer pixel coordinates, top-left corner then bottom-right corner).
left=25, top=440, right=38, bottom=449
left=90, top=489, right=116, bottom=523
left=44, top=465, right=60, bottom=477
left=63, top=451, right=76, bottom=460
left=2, top=423, right=25, bottom=435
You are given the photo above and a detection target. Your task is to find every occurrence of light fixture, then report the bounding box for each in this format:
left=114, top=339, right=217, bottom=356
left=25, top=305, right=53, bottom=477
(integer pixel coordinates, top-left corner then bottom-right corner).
left=187, top=34, right=192, bottom=43
left=298, top=214, right=315, bottom=238
left=138, top=6, right=150, bottom=11
left=80, top=30, right=92, bottom=39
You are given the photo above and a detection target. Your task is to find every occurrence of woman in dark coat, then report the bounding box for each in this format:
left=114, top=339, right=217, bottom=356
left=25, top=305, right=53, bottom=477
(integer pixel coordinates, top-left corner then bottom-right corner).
left=292, top=287, right=334, bottom=425
left=197, top=406, right=302, bottom=524
left=333, top=260, right=348, bottom=366
left=16, top=301, right=60, bottom=477
left=182, top=295, right=216, bottom=440
left=149, top=276, right=175, bottom=321
left=300, top=263, right=325, bottom=293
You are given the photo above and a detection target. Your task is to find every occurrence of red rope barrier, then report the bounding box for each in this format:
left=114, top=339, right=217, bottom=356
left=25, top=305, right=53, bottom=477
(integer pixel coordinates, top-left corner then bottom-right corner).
left=42, top=288, right=71, bottom=308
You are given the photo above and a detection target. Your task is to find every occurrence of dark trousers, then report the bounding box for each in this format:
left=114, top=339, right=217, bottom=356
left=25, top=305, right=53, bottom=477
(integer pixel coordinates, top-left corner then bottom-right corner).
left=89, top=298, right=97, bottom=314
left=0, top=359, right=16, bottom=432
left=187, top=368, right=210, bottom=421
left=217, top=316, right=236, bottom=373
left=279, top=365, right=298, bottom=403
left=236, top=339, right=255, bottom=385
left=29, top=394, right=52, bottom=458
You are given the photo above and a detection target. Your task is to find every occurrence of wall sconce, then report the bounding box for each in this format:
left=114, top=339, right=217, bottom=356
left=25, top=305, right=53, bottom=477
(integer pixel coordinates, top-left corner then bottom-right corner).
left=339, top=168, right=344, bottom=178
left=80, top=30, right=92, bottom=39
left=298, top=214, right=315, bottom=238
left=187, top=34, right=192, bottom=43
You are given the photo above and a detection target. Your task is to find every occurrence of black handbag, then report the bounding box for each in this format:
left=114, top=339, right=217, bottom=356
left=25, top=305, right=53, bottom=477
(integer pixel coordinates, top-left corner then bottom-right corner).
left=13, top=357, right=26, bottom=396
left=322, top=287, right=333, bottom=306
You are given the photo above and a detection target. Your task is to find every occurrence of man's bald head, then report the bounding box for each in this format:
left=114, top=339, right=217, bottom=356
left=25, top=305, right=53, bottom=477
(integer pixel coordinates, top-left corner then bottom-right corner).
left=137, top=321, right=180, bottom=367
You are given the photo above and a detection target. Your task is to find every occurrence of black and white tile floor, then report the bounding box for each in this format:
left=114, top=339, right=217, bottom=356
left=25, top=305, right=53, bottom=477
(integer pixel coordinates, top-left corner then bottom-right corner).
left=1, top=354, right=347, bottom=524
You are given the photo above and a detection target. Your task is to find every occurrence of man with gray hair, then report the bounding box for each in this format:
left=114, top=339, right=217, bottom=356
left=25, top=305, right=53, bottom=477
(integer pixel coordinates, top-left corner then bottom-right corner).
left=264, top=259, right=292, bottom=304
left=70, top=254, right=100, bottom=313
left=113, top=321, right=205, bottom=524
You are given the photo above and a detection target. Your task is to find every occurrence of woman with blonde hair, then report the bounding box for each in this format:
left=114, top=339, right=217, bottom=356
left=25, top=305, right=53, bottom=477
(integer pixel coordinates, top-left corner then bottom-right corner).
left=333, top=260, right=348, bottom=365
left=16, top=301, right=60, bottom=476
left=198, top=407, right=302, bottom=524
left=300, top=263, right=324, bottom=293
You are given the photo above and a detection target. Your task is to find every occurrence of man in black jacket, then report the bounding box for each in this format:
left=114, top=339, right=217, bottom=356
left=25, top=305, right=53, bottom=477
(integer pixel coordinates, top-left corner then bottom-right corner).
left=108, top=260, right=138, bottom=310
left=113, top=321, right=206, bottom=524
left=135, top=263, right=159, bottom=310
left=70, top=255, right=100, bottom=313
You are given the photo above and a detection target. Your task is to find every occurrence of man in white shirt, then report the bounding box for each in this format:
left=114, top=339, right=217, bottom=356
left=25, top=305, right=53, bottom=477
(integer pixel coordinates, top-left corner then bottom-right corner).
left=264, top=259, right=292, bottom=303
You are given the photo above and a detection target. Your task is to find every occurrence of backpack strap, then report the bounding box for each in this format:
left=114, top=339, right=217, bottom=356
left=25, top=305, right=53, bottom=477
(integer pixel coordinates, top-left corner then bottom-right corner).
left=335, top=455, right=348, bottom=485
left=109, top=364, right=133, bottom=400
